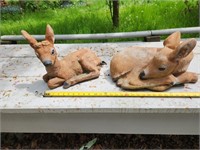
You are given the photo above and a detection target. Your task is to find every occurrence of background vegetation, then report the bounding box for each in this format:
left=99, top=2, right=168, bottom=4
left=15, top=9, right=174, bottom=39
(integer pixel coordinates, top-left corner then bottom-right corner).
left=1, top=0, right=199, bottom=43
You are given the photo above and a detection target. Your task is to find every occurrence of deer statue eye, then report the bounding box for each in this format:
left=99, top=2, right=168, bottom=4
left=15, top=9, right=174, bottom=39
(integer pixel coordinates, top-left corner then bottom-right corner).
left=158, top=66, right=166, bottom=71
left=51, top=49, right=55, bottom=55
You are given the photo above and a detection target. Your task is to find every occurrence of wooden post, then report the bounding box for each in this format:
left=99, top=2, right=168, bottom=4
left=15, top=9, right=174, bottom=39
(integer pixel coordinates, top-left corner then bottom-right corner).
left=19, top=0, right=25, bottom=9
left=112, top=0, right=119, bottom=27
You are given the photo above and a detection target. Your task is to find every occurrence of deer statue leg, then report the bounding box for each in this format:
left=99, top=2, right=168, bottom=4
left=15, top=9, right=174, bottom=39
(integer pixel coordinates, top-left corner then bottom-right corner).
left=175, top=72, right=198, bottom=84
left=63, top=59, right=100, bottom=89
left=43, top=73, right=50, bottom=82
left=119, top=74, right=177, bottom=91
left=147, top=85, right=173, bottom=91
left=47, top=77, right=65, bottom=89
left=149, top=72, right=198, bottom=91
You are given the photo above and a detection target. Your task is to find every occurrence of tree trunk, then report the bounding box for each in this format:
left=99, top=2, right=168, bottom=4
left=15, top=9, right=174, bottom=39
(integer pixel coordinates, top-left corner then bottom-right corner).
left=112, top=0, right=119, bottom=27
left=19, top=0, right=25, bottom=9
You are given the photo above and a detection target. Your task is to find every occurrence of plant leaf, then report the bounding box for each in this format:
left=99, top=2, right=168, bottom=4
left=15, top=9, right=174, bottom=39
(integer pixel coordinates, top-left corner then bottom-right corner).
left=79, top=138, right=97, bottom=150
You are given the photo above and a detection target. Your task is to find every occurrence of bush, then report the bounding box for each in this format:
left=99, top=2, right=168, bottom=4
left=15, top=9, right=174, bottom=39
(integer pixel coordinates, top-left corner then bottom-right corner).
left=1, top=5, right=22, bottom=14
left=184, top=0, right=199, bottom=13
left=19, top=0, right=61, bottom=12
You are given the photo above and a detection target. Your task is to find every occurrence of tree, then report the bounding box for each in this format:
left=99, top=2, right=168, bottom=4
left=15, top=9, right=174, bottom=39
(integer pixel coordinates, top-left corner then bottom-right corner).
left=107, top=0, right=119, bottom=27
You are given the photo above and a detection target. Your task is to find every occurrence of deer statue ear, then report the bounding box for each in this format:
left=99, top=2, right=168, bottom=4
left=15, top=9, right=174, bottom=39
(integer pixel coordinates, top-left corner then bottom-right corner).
left=163, top=31, right=181, bottom=49
left=21, top=30, right=38, bottom=48
left=45, top=24, right=55, bottom=44
left=169, top=38, right=196, bottom=62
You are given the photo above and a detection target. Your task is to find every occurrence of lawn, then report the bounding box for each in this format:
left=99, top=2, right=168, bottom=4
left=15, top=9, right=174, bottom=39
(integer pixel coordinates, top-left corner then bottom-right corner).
left=1, top=0, right=199, bottom=43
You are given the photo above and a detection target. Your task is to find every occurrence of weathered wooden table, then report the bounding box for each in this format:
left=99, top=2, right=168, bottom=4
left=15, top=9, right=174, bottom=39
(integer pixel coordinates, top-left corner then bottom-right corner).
left=0, top=41, right=200, bottom=134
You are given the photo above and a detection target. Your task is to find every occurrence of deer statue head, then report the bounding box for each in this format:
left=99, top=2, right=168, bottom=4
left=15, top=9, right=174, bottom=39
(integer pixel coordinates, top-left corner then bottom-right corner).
left=21, top=24, right=58, bottom=67
left=139, top=32, right=197, bottom=80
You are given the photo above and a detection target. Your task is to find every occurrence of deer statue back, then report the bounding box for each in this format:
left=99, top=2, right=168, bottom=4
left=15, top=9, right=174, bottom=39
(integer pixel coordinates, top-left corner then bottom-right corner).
left=21, top=24, right=102, bottom=89
left=110, top=32, right=198, bottom=91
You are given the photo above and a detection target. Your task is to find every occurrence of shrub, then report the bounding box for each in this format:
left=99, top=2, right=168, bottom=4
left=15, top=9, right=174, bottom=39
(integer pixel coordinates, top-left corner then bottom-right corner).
left=1, top=5, right=22, bottom=14
left=19, top=0, right=61, bottom=12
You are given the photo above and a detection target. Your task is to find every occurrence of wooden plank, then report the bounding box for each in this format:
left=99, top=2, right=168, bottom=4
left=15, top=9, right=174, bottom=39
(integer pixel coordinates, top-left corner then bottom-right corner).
left=0, top=41, right=199, bottom=58
left=1, top=42, right=200, bottom=134
left=0, top=56, right=110, bottom=77
left=187, top=55, right=200, bottom=73
left=0, top=53, right=199, bottom=77
left=1, top=113, right=199, bottom=134
left=1, top=75, right=200, bottom=113
left=3, top=57, right=200, bottom=78
left=0, top=43, right=146, bottom=57
left=0, top=42, right=200, bottom=114
left=144, top=36, right=160, bottom=42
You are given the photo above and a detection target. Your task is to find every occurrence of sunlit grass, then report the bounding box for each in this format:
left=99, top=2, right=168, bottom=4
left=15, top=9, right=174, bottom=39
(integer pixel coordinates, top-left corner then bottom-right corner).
left=1, top=0, right=199, bottom=43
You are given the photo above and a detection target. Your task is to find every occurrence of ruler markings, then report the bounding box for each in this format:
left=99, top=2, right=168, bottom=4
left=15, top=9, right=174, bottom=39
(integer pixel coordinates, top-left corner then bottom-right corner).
left=43, top=91, right=200, bottom=98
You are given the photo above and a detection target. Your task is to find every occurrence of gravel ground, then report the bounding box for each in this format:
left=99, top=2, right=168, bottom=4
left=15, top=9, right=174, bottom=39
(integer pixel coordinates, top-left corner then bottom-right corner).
left=1, top=133, right=199, bottom=149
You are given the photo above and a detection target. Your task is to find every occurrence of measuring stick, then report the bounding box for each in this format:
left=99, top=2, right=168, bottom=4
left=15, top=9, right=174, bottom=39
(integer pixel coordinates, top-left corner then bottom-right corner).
left=43, top=91, right=200, bottom=98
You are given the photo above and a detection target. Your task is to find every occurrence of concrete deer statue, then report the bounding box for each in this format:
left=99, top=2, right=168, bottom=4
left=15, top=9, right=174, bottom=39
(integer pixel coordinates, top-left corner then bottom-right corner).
left=110, top=32, right=198, bottom=91
left=21, top=24, right=102, bottom=89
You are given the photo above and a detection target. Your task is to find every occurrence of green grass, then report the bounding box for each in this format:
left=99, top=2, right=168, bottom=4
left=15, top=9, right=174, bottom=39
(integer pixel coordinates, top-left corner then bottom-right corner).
left=1, top=0, right=199, bottom=43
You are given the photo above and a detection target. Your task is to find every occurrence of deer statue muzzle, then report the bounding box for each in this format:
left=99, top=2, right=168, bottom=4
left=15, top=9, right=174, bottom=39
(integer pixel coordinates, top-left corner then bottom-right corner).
left=43, top=60, right=53, bottom=67
left=110, top=31, right=198, bottom=91
left=21, top=24, right=103, bottom=89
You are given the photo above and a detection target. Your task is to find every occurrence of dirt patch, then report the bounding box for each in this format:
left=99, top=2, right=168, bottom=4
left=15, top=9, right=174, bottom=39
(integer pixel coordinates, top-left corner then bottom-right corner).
left=1, top=133, right=199, bottom=149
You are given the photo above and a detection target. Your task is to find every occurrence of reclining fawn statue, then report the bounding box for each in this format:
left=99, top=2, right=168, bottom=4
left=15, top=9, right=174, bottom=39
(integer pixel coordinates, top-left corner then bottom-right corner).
left=21, top=24, right=102, bottom=89
left=110, top=32, right=198, bottom=91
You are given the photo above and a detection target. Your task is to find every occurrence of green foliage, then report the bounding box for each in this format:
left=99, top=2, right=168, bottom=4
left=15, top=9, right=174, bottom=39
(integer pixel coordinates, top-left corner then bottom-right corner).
left=183, top=0, right=199, bottom=13
left=119, top=0, right=198, bottom=31
left=23, top=1, right=38, bottom=11
left=1, top=5, right=22, bottom=14
left=6, top=0, right=19, bottom=5
left=21, top=0, right=61, bottom=11
left=1, top=0, right=199, bottom=43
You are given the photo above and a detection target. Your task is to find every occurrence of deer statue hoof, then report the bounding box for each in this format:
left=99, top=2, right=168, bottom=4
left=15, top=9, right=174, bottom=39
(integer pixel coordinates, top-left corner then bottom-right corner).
left=63, top=82, right=71, bottom=89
